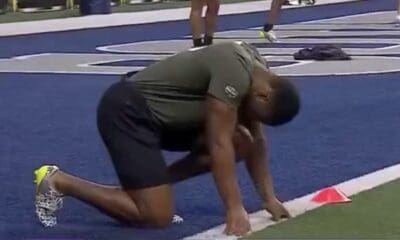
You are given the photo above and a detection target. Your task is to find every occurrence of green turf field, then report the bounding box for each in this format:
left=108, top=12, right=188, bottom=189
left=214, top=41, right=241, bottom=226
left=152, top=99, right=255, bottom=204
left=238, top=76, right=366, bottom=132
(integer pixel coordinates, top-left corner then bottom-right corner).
left=244, top=179, right=400, bottom=239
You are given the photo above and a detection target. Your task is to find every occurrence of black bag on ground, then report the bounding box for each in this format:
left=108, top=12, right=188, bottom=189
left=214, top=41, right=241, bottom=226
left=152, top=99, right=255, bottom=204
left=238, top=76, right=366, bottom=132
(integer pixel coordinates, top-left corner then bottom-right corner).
left=294, top=44, right=351, bottom=60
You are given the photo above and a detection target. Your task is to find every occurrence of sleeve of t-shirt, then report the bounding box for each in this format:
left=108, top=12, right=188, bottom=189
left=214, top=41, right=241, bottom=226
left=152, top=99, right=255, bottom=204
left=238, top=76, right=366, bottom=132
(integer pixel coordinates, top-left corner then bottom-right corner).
left=206, top=52, right=251, bottom=108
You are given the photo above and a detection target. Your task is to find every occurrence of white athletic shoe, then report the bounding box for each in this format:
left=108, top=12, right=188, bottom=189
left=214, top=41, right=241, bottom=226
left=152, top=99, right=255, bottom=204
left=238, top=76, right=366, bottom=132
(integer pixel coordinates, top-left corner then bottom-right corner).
left=286, top=0, right=315, bottom=5
left=300, top=0, right=316, bottom=5
left=172, top=215, right=184, bottom=224
left=34, top=165, right=64, bottom=227
left=259, top=29, right=278, bottom=43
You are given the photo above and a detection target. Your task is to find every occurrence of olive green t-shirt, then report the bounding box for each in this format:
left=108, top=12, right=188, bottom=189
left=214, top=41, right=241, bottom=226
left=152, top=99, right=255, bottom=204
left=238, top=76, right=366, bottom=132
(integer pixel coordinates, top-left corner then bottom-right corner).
left=129, top=41, right=265, bottom=134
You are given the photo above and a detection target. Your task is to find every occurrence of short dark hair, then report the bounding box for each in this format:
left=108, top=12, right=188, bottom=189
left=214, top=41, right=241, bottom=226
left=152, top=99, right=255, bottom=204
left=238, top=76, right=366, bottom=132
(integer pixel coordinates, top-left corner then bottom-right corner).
left=267, top=76, right=300, bottom=126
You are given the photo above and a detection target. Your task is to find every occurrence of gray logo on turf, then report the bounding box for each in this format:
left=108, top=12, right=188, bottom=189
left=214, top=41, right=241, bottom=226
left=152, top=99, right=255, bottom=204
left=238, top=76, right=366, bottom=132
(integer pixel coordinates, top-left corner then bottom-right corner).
left=225, top=85, right=238, bottom=99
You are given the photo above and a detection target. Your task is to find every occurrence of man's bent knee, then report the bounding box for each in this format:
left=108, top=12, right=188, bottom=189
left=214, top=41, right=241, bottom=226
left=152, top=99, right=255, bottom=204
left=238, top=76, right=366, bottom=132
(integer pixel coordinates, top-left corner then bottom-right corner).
left=122, top=208, right=172, bottom=227
left=142, top=208, right=174, bottom=227
left=126, top=185, right=174, bottom=227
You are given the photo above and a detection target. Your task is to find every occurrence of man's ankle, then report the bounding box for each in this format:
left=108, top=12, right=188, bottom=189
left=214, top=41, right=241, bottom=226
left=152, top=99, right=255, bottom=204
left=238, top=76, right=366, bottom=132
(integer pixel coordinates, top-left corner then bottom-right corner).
left=263, top=23, right=274, bottom=32
left=204, top=35, right=214, bottom=45
left=193, top=38, right=203, bottom=47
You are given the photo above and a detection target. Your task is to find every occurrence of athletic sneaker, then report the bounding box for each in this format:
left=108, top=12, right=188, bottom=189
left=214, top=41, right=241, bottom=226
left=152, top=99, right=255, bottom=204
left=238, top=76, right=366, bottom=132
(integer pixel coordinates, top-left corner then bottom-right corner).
left=34, top=165, right=63, bottom=227
left=259, top=29, right=278, bottom=43
left=172, top=215, right=184, bottom=224
left=284, top=0, right=315, bottom=5
left=300, top=0, right=316, bottom=5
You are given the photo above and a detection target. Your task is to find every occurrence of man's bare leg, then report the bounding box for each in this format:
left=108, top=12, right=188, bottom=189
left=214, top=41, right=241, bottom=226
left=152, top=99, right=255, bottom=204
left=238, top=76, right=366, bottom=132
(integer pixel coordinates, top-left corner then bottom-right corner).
left=398, top=0, right=400, bottom=15
left=397, top=0, right=400, bottom=24
left=168, top=153, right=211, bottom=183
left=261, top=0, right=286, bottom=42
left=190, top=0, right=205, bottom=47
left=203, top=0, right=220, bottom=45
left=45, top=171, right=173, bottom=227
left=35, top=126, right=252, bottom=227
left=168, top=125, right=253, bottom=183
left=266, top=0, right=285, bottom=27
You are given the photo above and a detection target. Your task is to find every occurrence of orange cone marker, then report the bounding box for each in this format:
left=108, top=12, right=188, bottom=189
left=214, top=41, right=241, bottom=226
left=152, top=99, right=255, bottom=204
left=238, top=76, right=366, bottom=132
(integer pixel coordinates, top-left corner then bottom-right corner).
left=311, top=187, right=351, bottom=203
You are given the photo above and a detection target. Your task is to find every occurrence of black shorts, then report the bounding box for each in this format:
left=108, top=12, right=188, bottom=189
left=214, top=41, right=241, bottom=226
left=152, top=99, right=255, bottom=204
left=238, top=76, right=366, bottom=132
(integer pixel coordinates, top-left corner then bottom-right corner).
left=97, top=81, right=169, bottom=189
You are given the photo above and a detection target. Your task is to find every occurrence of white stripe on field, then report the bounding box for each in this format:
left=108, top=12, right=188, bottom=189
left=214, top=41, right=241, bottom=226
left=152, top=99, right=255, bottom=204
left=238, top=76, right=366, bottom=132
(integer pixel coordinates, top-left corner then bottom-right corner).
left=0, top=0, right=359, bottom=37
left=183, top=163, right=400, bottom=240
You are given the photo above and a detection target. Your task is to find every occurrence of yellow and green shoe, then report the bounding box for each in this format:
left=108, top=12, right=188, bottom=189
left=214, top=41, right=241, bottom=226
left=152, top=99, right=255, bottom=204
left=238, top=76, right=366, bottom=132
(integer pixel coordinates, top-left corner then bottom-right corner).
left=34, top=165, right=63, bottom=227
left=259, top=29, right=278, bottom=43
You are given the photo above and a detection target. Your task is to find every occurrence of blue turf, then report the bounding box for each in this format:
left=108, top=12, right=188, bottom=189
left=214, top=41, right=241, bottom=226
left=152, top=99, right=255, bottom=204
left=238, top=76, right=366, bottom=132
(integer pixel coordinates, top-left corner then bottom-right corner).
left=1, top=1, right=400, bottom=239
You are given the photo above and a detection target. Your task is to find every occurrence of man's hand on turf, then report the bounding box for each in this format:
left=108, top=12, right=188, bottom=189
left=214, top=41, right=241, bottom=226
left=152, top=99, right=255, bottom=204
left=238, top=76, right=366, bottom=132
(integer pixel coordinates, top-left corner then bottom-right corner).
left=224, top=206, right=251, bottom=236
left=263, top=197, right=291, bottom=221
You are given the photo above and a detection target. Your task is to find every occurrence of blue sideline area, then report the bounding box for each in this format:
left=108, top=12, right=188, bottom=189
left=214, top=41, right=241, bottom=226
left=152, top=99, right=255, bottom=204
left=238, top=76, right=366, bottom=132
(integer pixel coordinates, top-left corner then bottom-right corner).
left=0, top=1, right=399, bottom=239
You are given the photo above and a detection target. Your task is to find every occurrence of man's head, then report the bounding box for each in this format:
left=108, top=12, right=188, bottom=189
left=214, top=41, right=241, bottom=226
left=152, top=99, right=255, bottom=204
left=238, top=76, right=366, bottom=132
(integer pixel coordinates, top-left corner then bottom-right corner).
left=245, top=64, right=300, bottom=126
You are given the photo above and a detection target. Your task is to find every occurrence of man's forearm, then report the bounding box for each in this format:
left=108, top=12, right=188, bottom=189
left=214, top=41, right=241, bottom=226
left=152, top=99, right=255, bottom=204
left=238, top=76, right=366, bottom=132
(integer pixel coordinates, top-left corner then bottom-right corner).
left=244, top=137, right=276, bottom=202
left=210, top=144, right=243, bottom=210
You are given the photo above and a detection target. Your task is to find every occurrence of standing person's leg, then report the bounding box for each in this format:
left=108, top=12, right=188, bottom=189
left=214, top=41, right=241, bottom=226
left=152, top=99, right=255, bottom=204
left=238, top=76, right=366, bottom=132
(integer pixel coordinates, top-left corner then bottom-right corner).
left=260, top=0, right=286, bottom=42
left=203, top=0, right=220, bottom=45
left=34, top=82, right=174, bottom=227
left=266, top=0, right=285, bottom=27
left=396, top=0, right=400, bottom=25
left=0, top=0, right=6, bottom=14
left=190, top=0, right=205, bottom=47
left=398, top=0, right=400, bottom=13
